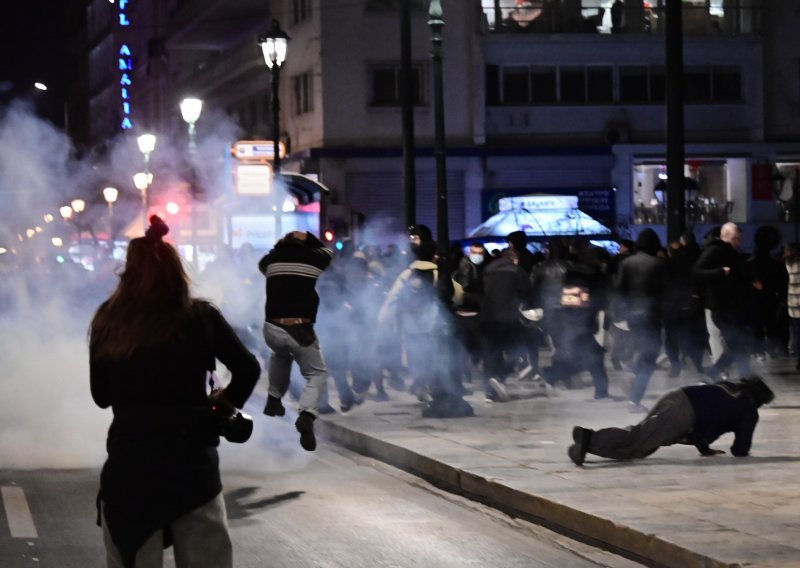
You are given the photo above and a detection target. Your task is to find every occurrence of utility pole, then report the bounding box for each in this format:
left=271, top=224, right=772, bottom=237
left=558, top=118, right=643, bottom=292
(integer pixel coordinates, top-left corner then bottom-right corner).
left=429, top=0, right=448, bottom=258
left=666, top=0, right=686, bottom=243
left=400, top=0, right=417, bottom=230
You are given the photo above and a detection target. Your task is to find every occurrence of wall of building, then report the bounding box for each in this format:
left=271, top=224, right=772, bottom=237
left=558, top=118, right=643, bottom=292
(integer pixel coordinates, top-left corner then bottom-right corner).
left=761, top=0, right=800, bottom=142
left=317, top=0, right=479, bottom=148
left=482, top=34, right=764, bottom=145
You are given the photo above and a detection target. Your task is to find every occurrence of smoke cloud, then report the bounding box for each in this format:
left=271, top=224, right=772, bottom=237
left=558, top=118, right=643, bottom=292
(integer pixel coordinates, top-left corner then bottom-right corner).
left=0, top=101, right=311, bottom=469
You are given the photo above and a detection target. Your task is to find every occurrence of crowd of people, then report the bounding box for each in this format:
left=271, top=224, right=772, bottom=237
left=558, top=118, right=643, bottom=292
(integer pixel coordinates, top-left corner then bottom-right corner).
left=85, top=216, right=789, bottom=564
left=297, top=221, right=793, bottom=418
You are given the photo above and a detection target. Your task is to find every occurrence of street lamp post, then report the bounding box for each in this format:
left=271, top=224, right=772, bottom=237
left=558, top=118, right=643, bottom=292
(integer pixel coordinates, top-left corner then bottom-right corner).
left=103, top=187, right=118, bottom=244
left=180, top=98, right=203, bottom=269
left=258, top=19, right=290, bottom=178
left=70, top=199, right=85, bottom=255
left=424, top=1, right=471, bottom=419
left=665, top=0, right=686, bottom=243
left=428, top=1, right=449, bottom=268
left=136, top=134, right=157, bottom=232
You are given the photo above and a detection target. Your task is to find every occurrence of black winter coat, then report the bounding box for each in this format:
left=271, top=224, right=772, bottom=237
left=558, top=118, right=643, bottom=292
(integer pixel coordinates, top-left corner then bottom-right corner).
left=616, top=251, right=667, bottom=327
left=480, top=256, right=530, bottom=324
left=693, top=238, right=751, bottom=315
left=91, top=302, right=260, bottom=567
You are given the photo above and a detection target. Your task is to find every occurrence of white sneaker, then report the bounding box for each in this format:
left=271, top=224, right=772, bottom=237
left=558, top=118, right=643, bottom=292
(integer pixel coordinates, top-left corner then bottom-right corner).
left=544, top=382, right=558, bottom=398
left=488, top=378, right=510, bottom=402
left=516, top=365, right=533, bottom=381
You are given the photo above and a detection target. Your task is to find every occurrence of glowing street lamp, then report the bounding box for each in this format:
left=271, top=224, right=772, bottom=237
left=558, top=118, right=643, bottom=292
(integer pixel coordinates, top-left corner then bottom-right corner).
left=180, top=99, right=203, bottom=152
left=69, top=199, right=86, bottom=252
left=258, top=20, right=290, bottom=178
left=103, top=186, right=119, bottom=205
left=180, top=97, right=203, bottom=268
left=133, top=172, right=152, bottom=191
left=59, top=205, right=73, bottom=220
left=103, top=187, right=119, bottom=240
left=136, top=134, right=157, bottom=231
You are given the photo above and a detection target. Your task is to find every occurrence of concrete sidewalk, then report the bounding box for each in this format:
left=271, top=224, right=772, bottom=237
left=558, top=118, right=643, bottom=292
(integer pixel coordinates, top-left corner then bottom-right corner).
left=317, top=357, right=800, bottom=568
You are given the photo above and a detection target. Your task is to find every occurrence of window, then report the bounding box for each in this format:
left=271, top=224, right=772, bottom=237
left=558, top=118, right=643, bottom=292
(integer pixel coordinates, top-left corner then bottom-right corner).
left=587, top=66, right=613, bottom=103
left=531, top=66, right=557, bottom=103
left=560, top=67, right=586, bottom=103
left=712, top=65, right=741, bottom=102
left=619, top=66, right=648, bottom=102
left=369, top=64, right=423, bottom=106
left=502, top=66, right=530, bottom=104
left=291, top=71, right=314, bottom=115
left=685, top=66, right=711, bottom=103
left=292, top=0, right=311, bottom=25
left=649, top=66, right=666, bottom=103
left=484, top=63, right=738, bottom=106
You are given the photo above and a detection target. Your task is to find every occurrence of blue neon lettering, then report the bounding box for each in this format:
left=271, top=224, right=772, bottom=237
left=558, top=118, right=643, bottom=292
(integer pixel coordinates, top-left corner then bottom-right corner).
left=118, top=2, right=134, bottom=132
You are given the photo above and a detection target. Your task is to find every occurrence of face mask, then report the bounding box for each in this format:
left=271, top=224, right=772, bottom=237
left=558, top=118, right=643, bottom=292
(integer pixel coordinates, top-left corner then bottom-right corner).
left=469, top=253, right=484, bottom=265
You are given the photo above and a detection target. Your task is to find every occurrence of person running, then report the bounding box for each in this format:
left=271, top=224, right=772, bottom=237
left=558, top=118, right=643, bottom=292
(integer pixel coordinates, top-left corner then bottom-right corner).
left=259, top=230, right=333, bottom=451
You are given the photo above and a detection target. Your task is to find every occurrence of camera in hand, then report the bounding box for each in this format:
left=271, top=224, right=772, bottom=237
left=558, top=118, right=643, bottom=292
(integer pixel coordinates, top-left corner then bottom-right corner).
left=210, top=404, right=253, bottom=444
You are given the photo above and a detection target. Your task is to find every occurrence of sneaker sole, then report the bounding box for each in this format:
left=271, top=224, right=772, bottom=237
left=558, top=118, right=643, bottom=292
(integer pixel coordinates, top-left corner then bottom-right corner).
left=488, top=378, right=509, bottom=402
left=295, top=418, right=317, bottom=451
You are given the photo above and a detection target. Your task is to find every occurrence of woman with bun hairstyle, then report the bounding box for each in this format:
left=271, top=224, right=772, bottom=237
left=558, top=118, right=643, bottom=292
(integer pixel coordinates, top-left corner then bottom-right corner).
left=90, top=216, right=261, bottom=567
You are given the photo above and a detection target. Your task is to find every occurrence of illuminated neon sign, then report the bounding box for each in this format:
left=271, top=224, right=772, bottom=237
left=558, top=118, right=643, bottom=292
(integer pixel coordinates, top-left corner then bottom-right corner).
left=118, top=0, right=133, bottom=130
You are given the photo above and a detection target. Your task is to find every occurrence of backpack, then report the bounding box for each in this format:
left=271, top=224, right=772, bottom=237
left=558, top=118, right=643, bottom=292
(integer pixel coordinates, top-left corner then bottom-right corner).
left=397, top=267, right=439, bottom=333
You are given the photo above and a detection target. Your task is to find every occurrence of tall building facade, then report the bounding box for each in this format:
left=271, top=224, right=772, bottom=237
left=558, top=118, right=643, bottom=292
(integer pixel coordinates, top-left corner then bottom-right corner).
left=67, top=0, right=800, bottom=247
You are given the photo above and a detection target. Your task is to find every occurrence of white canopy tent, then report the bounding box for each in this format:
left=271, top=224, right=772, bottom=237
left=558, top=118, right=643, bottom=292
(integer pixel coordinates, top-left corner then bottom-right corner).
left=468, top=194, right=612, bottom=239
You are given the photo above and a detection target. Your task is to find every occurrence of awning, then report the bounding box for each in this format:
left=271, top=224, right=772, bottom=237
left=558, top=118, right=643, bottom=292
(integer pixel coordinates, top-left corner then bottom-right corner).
left=276, top=173, right=330, bottom=205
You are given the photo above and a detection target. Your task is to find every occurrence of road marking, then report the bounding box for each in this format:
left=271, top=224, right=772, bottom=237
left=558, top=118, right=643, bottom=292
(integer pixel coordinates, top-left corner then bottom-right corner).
left=2, top=487, right=38, bottom=538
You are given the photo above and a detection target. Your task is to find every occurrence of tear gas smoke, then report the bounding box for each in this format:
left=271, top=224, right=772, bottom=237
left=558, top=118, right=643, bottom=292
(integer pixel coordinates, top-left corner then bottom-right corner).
left=0, top=101, right=310, bottom=469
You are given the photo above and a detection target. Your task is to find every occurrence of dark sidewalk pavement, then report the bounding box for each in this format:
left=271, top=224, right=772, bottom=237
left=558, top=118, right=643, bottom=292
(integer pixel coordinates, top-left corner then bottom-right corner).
left=316, top=356, right=800, bottom=568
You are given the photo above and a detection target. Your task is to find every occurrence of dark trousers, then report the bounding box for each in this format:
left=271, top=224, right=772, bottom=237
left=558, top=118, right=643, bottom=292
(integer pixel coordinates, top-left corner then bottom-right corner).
left=543, top=331, right=608, bottom=398
left=586, top=389, right=694, bottom=460
left=480, top=321, right=519, bottom=392
left=663, top=309, right=705, bottom=372
left=454, top=313, right=482, bottom=381
left=708, top=312, right=751, bottom=378
left=629, top=322, right=660, bottom=404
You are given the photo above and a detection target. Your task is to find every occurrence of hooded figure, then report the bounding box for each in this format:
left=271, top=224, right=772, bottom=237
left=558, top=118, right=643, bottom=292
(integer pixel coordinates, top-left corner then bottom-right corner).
left=616, top=228, right=668, bottom=412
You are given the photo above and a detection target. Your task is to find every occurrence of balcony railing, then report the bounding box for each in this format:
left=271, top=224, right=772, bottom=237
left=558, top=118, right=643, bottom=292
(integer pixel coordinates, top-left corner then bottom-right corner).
left=482, top=2, right=761, bottom=36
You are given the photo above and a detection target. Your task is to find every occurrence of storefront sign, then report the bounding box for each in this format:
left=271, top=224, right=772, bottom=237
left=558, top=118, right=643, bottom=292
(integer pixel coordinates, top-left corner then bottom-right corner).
left=118, top=0, right=134, bottom=130
left=483, top=187, right=616, bottom=225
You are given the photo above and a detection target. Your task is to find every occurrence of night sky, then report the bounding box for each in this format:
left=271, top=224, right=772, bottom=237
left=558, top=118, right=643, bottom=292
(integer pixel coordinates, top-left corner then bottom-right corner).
left=0, top=1, right=69, bottom=128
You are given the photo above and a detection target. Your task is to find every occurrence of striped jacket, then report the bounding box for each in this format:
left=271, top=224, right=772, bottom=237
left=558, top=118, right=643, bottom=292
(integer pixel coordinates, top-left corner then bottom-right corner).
left=258, top=232, right=333, bottom=322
